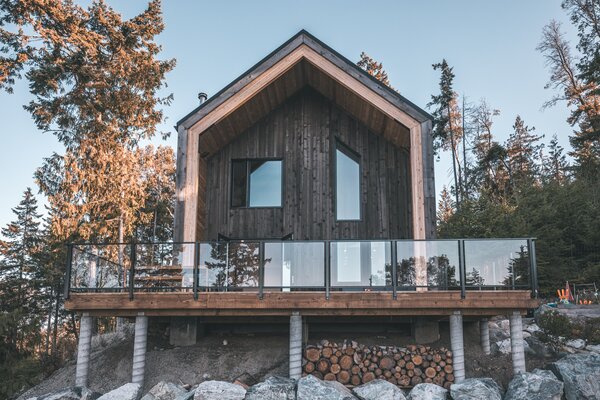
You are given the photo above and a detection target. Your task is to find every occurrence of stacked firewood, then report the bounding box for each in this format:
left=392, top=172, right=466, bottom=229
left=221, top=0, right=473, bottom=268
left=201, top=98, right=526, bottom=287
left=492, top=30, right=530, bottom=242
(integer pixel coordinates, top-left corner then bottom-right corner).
left=302, top=340, right=454, bottom=389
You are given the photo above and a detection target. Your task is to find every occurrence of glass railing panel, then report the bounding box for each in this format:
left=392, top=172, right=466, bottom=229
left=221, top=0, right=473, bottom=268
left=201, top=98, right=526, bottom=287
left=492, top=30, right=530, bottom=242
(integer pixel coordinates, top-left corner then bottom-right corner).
left=396, top=240, right=460, bottom=289
left=198, top=242, right=227, bottom=291
left=226, top=241, right=260, bottom=290
left=463, top=239, right=530, bottom=288
left=70, top=244, right=130, bottom=291
left=330, top=241, right=392, bottom=289
left=264, top=242, right=325, bottom=290
left=134, top=243, right=194, bottom=291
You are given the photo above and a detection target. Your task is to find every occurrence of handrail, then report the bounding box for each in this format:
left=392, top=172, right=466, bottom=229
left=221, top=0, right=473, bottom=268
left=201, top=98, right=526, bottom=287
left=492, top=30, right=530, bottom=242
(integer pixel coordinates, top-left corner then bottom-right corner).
left=65, top=238, right=539, bottom=301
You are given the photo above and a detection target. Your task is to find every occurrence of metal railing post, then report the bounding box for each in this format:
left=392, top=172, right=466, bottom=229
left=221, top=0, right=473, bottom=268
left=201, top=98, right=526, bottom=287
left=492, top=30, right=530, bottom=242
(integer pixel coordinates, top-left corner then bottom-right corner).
left=129, top=244, right=136, bottom=301
left=258, top=241, right=265, bottom=300
left=391, top=241, right=397, bottom=300
left=64, top=244, right=73, bottom=300
left=458, top=240, right=466, bottom=299
left=528, top=239, right=538, bottom=298
left=325, top=241, right=330, bottom=300
left=193, top=242, right=200, bottom=300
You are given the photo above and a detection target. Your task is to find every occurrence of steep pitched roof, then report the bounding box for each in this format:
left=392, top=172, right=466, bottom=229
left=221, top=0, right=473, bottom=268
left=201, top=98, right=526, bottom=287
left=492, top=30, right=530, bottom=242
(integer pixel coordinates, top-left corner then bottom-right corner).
left=176, top=30, right=432, bottom=133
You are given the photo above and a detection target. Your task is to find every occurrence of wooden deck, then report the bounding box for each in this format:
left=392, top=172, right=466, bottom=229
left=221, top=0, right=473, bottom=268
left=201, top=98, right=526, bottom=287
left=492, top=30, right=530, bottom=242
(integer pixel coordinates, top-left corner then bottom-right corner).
left=65, top=290, right=539, bottom=317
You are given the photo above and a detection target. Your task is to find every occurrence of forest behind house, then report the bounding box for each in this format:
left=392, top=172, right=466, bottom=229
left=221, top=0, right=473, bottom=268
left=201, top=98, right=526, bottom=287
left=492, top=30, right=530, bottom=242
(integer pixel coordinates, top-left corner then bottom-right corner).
left=0, top=0, right=599, bottom=398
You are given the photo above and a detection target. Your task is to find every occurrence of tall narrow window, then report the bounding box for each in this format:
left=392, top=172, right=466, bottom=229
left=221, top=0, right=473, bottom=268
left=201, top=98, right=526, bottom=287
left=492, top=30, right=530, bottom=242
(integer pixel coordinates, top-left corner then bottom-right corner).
left=336, top=144, right=360, bottom=220
left=231, top=159, right=282, bottom=208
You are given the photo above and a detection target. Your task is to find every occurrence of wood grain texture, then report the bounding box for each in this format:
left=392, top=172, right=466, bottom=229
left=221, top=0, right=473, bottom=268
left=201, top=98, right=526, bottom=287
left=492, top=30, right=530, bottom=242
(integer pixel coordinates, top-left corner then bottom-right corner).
left=65, top=291, right=539, bottom=317
left=204, top=89, right=411, bottom=240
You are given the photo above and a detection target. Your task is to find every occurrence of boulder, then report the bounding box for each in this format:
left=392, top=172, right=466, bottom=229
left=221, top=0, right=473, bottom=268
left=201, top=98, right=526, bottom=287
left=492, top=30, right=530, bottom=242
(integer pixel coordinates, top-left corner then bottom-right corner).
left=141, top=381, right=188, bottom=400
left=586, top=344, right=600, bottom=353
left=550, top=353, right=600, bottom=400
left=450, top=378, right=503, bottom=400
left=193, top=381, right=246, bottom=400
left=352, top=379, right=406, bottom=400
left=504, top=371, right=563, bottom=400
left=406, top=383, right=447, bottom=400
left=296, top=375, right=356, bottom=400
left=174, top=390, right=195, bottom=400
left=525, top=336, right=556, bottom=358
left=245, top=376, right=296, bottom=400
left=97, top=383, right=142, bottom=400
left=524, top=323, right=541, bottom=334
left=34, top=387, right=102, bottom=400
left=493, top=338, right=512, bottom=354
left=565, top=339, right=586, bottom=350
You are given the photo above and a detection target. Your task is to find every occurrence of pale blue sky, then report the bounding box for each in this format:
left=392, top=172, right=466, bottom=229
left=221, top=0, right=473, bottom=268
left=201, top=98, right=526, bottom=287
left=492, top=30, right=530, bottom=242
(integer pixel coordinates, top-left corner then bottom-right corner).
left=0, top=0, right=577, bottom=228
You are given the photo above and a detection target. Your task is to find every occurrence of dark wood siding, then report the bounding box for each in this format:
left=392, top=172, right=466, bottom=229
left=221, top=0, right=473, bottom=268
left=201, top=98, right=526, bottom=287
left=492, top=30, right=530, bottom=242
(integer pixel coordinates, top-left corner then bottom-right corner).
left=203, top=88, right=412, bottom=240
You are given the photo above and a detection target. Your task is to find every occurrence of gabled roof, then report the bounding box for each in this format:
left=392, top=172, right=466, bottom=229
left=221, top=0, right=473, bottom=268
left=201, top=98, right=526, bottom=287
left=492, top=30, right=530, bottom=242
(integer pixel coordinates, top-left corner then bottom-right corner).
left=176, top=30, right=432, bottom=132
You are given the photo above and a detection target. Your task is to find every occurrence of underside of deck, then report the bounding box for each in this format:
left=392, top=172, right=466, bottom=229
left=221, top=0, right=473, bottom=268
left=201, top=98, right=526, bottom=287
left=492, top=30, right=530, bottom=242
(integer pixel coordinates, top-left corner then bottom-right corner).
left=65, top=290, right=539, bottom=317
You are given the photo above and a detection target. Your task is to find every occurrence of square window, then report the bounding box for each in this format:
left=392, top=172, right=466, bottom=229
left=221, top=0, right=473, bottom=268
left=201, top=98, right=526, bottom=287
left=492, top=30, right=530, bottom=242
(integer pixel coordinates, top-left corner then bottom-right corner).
left=231, top=159, right=282, bottom=208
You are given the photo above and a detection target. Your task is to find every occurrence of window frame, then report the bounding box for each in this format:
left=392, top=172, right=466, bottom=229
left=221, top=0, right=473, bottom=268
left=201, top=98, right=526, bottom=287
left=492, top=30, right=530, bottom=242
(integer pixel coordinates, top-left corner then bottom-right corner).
left=334, top=140, right=362, bottom=221
left=230, top=158, right=284, bottom=209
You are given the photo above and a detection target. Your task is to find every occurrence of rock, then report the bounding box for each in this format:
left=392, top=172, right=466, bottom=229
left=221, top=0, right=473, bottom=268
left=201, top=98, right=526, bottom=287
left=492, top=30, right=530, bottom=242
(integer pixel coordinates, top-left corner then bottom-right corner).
left=450, top=378, right=503, bottom=400
left=98, top=383, right=142, bottom=400
left=352, top=379, right=406, bottom=400
left=406, top=383, right=447, bottom=400
left=550, top=353, right=600, bottom=400
left=245, top=376, right=295, bottom=400
left=297, top=375, right=356, bottom=400
left=492, top=338, right=531, bottom=355
left=174, top=390, right=195, bottom=400
left=524, top=323, right=541, bottom=334
left=566, top=339, right=586, bottom=349
left=499, top=319, right=511, bottom=331
left=586, top=344, right=600, bottom=353
left=493, top=338, right=512, bottom=354
left=504, top=371, right=563, bottom=400
left=522, top=331, right=531, bottom=339
left=193, top=381, right=246, bottom=400
left=141, top=381, right=187, bottom=400
left=232, top=372, right=257, bottom=390
left=35, top=387, right=102, bottom=400
left=525, top=336, right=556, bottom=358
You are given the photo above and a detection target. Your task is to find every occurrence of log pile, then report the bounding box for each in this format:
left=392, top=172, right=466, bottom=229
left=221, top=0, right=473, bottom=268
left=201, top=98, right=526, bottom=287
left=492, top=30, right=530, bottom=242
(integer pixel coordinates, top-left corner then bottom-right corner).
left=302, top=340, right=454, bottom=389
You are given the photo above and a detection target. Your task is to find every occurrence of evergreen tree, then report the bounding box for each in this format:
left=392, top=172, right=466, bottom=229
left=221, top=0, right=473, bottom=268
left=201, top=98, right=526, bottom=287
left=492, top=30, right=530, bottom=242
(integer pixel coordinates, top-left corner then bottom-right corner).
left=542, top=134, right=570, bottom=183
left=437, top=186, right=454, bottom=224
left=505, top=115, right=544, bottom=187
left=0, top=189, right=44, bottom=396
left=357, top=52, right=394, bottom=89
left=538, top=19, right=600, bottom=170
left=429, top=60, right=464, bottom=206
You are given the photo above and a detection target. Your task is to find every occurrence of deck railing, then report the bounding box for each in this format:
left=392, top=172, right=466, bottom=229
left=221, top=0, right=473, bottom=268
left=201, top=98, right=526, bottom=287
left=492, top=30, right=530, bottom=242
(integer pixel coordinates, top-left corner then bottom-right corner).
left=64, top=238, right=538, bottom=300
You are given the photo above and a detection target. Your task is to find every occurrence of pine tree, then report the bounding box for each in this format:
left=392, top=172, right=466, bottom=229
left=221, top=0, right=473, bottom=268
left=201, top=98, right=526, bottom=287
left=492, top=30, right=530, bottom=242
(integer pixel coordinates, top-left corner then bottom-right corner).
left=437, top=186, right=455, bottom=224
left=0, top=188, right=44, bottom=390
left=542, top=134, right=570, bottom=183
left=429, top=60, right=464, bottom=206
left=357, top=52, right=394, bottom=89
left=538, top=19, right=600, bottom=170
left=1, top=0, right=175, bottom=244
left=506, top=115, right=544, bottom=187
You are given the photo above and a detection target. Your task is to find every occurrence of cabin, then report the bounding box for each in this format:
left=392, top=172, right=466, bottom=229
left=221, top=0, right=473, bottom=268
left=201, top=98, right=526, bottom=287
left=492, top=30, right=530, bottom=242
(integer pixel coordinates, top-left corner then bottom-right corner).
left=64, top=31, right=539, bottom=390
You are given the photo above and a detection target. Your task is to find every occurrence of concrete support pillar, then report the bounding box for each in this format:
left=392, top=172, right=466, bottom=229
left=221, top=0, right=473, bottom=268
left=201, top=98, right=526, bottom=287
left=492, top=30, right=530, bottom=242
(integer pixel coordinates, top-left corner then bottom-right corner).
left=132, top=314, right=148, bottom=385
left=169, top=316, right=197, bottom=346
left=75, top=313, right=93, bottom=387
left=480, top=318, right=491, bottom=355
left=510, top=311, right=526, bottom=373
left=449, top=311, right=465, bottom=383
left=289, top=312, right=302, bottom=379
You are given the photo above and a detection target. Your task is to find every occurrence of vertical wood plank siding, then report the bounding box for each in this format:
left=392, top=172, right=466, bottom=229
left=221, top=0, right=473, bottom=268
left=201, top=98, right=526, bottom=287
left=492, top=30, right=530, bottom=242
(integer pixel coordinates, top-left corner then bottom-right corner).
left=204, top=88, right=411, bottom=240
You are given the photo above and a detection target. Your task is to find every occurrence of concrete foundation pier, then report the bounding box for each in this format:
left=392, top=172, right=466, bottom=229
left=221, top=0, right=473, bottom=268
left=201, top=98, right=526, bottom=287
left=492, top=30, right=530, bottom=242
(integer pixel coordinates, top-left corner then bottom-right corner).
left=75, top=313, right=93, bottom=387
left=289, top=312, right=302, bottom=379
left=449, top=311, right=465, bottom=383
left=510, top=311, right=526, bottom=373
left=480, top=318, right=491, bottom=355
left=132, top=313, right=148, bottom=385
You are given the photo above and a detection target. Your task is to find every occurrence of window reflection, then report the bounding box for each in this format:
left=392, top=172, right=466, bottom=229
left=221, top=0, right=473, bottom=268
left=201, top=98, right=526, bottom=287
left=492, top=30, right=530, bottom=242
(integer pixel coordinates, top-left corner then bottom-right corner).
left=330, top=241, right=391, bottom=287
left=336, top=146, right=360, bottom=220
